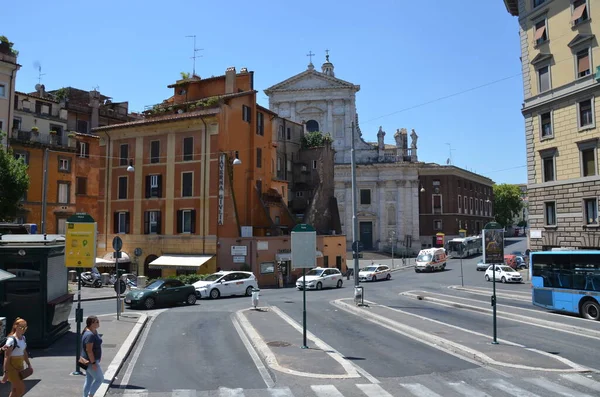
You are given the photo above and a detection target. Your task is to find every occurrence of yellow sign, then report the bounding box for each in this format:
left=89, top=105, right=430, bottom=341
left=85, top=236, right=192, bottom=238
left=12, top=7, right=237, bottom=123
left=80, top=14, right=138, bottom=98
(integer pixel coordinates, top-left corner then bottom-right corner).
left=65, top=222, right=97, bottom=268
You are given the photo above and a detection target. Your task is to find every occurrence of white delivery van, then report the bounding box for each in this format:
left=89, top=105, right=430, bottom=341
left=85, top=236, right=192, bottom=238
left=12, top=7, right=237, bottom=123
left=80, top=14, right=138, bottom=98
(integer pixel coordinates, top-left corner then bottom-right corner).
left=415, top=248, right=447, bottom=273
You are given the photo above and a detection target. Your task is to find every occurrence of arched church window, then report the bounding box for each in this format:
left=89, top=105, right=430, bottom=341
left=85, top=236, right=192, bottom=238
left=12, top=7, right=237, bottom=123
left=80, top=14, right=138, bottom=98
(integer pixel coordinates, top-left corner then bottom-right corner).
left=306, top=120, right=319, bottom=132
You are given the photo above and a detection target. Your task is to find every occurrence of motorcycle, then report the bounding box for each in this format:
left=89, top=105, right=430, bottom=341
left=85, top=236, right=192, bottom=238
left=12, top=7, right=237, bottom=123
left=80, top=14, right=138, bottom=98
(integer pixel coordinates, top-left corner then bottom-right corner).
left=80, top=271, right=103, bottom=288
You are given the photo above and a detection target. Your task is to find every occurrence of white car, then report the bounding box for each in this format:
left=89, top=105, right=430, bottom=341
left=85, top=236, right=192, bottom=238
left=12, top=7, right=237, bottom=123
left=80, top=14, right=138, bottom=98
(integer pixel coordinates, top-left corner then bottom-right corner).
left=296, top=268, right=343, bottom=290
left=484, top=265, right=523, bottom=283
left=359, top=265, right=391, bottom=282
left=193, top=271, right=258, bottom=299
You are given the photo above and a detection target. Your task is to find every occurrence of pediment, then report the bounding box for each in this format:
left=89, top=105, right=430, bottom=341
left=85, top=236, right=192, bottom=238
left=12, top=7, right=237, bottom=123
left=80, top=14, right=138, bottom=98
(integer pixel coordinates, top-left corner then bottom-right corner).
left=265, top=69, right=359, bottom=94
left=530, top=52, right=553, bottom=65
left=568, top=34, right=595, bottom=49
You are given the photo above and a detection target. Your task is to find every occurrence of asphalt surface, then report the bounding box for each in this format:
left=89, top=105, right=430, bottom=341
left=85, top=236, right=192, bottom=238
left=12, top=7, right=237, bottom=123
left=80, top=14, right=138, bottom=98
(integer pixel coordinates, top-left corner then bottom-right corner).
left=97, top=238, right=600, bottom=396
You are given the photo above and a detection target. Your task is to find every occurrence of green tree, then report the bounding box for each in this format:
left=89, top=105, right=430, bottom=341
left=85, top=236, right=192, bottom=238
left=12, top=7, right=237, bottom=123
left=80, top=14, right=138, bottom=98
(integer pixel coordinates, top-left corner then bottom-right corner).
left=0, top=132, right=30, bottom=221
left=492, top=184, right=523, bottom=228
left=301, top=131, right=333, bottom=149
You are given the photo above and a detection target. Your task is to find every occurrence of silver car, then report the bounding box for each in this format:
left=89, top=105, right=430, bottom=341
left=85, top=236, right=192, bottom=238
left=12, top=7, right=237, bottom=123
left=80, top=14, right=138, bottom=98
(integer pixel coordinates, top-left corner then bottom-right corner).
left=476, top=260, right=489, bottom=271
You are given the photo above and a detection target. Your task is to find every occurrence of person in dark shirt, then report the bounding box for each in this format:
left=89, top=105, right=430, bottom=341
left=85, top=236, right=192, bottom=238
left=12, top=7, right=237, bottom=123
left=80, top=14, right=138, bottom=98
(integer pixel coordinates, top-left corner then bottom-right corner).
left=82, top=316, right=103, bottom=397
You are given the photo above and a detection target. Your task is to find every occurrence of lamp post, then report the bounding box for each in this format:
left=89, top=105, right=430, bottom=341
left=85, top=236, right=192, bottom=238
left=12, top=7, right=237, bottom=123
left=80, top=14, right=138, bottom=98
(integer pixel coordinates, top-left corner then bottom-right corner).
left=389, top=231, right=396, bottom=269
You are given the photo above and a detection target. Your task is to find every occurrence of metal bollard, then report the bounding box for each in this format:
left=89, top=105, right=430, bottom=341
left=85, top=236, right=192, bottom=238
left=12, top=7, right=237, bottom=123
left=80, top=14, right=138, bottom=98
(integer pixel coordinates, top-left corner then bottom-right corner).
left=354, top=286, right=364, bottom=306
left=251, top=288, right=260, bottom=309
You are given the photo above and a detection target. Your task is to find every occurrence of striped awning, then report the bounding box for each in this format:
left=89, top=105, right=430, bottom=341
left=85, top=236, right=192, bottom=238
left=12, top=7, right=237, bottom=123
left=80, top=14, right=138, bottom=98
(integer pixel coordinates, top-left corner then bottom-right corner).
left=149, top=255, right=213, bottom=270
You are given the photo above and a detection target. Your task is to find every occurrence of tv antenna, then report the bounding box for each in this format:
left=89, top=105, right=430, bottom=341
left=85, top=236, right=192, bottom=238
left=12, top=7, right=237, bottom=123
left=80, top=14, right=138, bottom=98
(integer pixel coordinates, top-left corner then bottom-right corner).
left=185, top=35, right=203, bottom=77
left=445, top=143, right=455, bottom=165
left=34, top=62, right=45, bottom=85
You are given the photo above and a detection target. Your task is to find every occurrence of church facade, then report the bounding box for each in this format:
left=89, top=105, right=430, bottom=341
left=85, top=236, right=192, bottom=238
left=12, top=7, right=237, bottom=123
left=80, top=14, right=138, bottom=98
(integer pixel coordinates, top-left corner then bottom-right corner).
left=265, top=54, right=421, bottom=253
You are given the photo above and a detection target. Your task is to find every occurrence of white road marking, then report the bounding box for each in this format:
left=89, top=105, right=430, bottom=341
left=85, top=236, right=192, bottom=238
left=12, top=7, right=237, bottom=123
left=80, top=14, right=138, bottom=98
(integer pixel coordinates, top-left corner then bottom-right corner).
left=448, top=381, right=491, bottom=396
left=356, top=383, right=394, bottom=397
left=268, top=387, right=295, bottom=396
left=122, top=390, right=148, bottom=397
left=218, top=387, right=244, bottom=397
left=172, top=390, right=198, bottom=397
left=490, top=379, right=541, bottom=397
left=561, top=373, right=600, bottom=392
left=231, top=312, right=275, bottom=388
left=526, top=378, right=594, bottom=397
left=310, top=384, right=344, bottom=397
left=399, top=383, right=443, bottom=397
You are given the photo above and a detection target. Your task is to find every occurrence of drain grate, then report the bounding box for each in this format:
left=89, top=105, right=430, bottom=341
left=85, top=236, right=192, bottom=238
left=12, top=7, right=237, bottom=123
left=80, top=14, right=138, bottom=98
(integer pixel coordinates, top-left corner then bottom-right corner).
left=267, top=341, right=292, bottom=347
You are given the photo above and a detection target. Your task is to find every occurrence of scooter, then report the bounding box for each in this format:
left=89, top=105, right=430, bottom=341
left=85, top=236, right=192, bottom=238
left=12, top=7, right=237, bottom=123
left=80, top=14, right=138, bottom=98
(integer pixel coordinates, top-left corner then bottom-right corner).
left=80, top=271, right=103, bottom=288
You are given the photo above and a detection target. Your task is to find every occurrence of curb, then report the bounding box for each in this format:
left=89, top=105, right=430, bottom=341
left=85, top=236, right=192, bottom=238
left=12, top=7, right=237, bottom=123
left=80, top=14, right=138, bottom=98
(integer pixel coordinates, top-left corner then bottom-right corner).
left=79, top=295, right=126, bottom=302
left=98, top=313, right=149, bottom=397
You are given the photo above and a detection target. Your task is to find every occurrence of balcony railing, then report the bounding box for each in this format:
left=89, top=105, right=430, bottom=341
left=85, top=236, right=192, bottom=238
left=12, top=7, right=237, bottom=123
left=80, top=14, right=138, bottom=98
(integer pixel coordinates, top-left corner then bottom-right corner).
left=11, top=130, right=69, bottom=147
left=380, top=148, right=414, bottom=163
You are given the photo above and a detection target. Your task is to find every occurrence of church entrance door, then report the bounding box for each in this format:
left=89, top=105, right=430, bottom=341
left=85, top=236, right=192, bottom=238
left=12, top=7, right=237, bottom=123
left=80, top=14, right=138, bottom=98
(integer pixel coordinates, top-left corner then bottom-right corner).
left=359, top=222, right=373, bottom=251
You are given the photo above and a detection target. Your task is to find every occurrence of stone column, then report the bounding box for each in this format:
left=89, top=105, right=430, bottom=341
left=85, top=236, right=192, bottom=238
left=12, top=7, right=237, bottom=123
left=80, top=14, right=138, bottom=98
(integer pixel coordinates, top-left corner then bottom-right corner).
left=327, top=100, right=333, bottom=134
left=378, top=181, right=386, bottom=249
left=396, top=180, right=403, bottom=238
left=410, top=180, right=420, bottom=249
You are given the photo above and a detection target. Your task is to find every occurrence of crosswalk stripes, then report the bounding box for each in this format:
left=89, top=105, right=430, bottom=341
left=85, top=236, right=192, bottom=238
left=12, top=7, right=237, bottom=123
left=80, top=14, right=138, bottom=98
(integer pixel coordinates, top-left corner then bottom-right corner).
left=119, top=374, right=600, bottom=397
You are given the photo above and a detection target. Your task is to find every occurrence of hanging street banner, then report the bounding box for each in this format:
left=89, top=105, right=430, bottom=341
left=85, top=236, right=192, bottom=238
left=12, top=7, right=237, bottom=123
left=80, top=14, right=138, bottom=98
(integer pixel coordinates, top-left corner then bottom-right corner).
left=482, top=222, right=504, bottom=264
left=218, top=153, right=226, bottom=225
left=65, top=213, right=97, bottom=268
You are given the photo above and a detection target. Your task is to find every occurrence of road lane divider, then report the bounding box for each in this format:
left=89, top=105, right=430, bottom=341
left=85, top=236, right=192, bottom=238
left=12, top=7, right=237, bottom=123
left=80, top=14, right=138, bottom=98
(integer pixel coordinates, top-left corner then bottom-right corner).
left=448, top=285, right=531, bottom=301
left=400, top=291, right=600, bottom=342
left=332, top=298, right=591, bottom=373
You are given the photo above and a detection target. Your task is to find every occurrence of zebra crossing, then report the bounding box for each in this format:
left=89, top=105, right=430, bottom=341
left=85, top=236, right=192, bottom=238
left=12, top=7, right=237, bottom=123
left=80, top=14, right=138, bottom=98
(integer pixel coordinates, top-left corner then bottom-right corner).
left=117, top=373, right=600, bottom=397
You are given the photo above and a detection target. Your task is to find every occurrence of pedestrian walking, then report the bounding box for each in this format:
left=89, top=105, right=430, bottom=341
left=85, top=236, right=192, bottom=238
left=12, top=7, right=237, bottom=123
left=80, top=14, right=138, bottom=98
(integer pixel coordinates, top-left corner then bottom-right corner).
left=1, top=317, right=33, bottom=397
left=82, top=316, right=104, bottom=397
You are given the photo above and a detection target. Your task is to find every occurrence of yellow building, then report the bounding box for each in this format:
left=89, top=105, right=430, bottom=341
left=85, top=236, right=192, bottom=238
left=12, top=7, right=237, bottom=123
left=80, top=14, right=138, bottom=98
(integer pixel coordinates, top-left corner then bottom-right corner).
left=504, top=0, right=600, bottom=250
left=0, top=37, right=19, bottom=146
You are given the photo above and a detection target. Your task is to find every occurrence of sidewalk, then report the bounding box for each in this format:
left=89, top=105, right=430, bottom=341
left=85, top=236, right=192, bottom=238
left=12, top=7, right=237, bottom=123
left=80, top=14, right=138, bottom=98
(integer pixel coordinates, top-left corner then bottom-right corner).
left=235, top=306, right=360, bottom=379
left=0, top=313, right=147, bottom=397
left=333, top=298, right=589, bottom=372
left=69, top=282, right=127, bottom=301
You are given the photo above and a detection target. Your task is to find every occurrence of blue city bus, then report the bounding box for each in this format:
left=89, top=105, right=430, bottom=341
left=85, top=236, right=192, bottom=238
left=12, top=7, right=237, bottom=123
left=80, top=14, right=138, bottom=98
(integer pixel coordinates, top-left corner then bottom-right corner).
left=531, top=250, right=600, bottom=321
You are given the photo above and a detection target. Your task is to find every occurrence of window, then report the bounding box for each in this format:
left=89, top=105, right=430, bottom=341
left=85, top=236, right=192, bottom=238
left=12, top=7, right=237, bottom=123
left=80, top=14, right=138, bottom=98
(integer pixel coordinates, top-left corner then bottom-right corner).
left=120, top=144, right=129, bottom=166
left=312, top=160, right=317, bottom=169
left=571, top=0, right=589, bottom=25
left=480, top=199, right=483, bottom=215
left=469, top=198, right=473, bottom=214
left=115, top=212, right=129, bottom=234
left=533, top=0, right=546, bottom=7
left=0, top=83, right=5, bottom=98
left=58, top=157, right=70, bottom=172
left=360, top=189, right=371, bottom=205
left=256, top=148, right=262, bottom=168
left=242, top=105, right=251, bottom=122
left=277, top=157, right=282, bottom=172
left=279, top=125, right=284, bottom=139
left=150, top=141, right=160, bottom=163
left=145, top=174, right=162, bottom=198
left=256, top=112, right=264, bottom=136
left=576, top=49, right=591, bottom=78
left=306, top=120, right=319, bottom=132
left=78, top=141, right=89, bottom=158
left=578, top=99, right=594, bottom=128
left=13, top=117, right=21, bottom=131
left=540, top=149, right=556, bottom=182
left=538, top=66, right=550, bottom=92
left=260, top=262, right=275, bottom=274
left=58, top=182, right=69, bottom=204
left=434, top=220, right=442, bottom=231
left=274, top=216, right=280, bottom=225
left=579, top=140, right=597, bottom=177
left=183, top=137, right=193, bottom=161
left=177, top=209, right=196, bottom=233
left=534, top=20, right=547, bottom=45
left=150, top=211, right=160, bottom=234
left=13, top=151, right=28, bottom=164
left=464, top=196, right=468, bottom=213
left=57, top=218, right=66, bottom=235
left=296, top=191, right=304, bottom=197
left=540, top=112, right=553, bottom=138
left=182, top=172, right=193, bottom=197
left=475, top=198, right=479, bottom=214
left=287, top=128, right=291, bottom=140
left=77, top=120, right=88, bottom=134
left=545, top=202, right=556, bottom=226
left=76, top=177, right=87, bottom=195
left=118, top=176, right=128, bottom=199
left=433, top=195, right=442, bottom=214
left=584, top=198, right=598, bottom=225
left=458, top=195, right=462, bottom=213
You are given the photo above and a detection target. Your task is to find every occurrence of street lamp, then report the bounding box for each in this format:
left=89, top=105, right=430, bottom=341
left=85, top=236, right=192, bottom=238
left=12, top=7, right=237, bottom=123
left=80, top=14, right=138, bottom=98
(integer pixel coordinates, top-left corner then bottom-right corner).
left=126, top=160, right=135, bottom=172
left=389, top=231, right=396, bottom=269
left=232, top=151, right=242, bottom=165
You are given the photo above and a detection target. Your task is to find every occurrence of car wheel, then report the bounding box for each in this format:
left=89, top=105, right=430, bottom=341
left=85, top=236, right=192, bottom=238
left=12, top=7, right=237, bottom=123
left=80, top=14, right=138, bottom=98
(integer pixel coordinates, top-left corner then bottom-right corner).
left=337, top=280, right=343, bottom=288
left=386, top=273, right=391, bottom=280
left=144, top=297, right=156, bottom=310
left=581, top=300, right=600, bottom=321
left=501, top=276, right=507, bottom=283
left=415, top=269, right=420, bottom=273
left=210, top=288, right=221, bottom=299
left=485, top=275, right=490, bottom=281
left=245, top=286, right=254, bottom=296
left=316, top=282, right=322, bottom=290
left=186, top=293, right=197, bottom=305
left=372, top=275, right=377, bottom=282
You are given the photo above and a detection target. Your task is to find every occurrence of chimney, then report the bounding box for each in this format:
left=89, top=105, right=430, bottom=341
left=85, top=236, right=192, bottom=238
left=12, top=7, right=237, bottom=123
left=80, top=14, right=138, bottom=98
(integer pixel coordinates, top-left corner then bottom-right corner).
left=89, top=89, right=101, bottom=129
left=225, top=67, right=236, bottom=94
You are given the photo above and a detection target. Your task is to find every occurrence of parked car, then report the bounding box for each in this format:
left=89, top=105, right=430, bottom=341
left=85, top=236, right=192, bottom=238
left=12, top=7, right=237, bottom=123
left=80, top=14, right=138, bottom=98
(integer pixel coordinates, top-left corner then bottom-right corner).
left=124, top=279, right=197, bottom=309
left=359, top=265, right=392, bottom=281
left=484, top=265, right=523, bottom=283
left=476, top=260, right=489, bottom=271
left=193, top=271, right=258, bottom=299
left=296, top=268, right=343, bottom=290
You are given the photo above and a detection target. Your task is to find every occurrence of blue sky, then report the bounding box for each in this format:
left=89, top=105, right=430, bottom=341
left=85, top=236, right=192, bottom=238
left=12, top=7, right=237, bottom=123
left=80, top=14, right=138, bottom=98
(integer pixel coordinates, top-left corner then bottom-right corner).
left=4, top=0, right=524, bottom=184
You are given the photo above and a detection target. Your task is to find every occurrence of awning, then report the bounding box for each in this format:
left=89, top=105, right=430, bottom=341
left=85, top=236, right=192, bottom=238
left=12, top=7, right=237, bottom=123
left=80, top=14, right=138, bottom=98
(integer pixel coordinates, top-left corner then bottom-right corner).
left=0, top=269, right=16, bottom=283
left=316, top=251, right=323, bottom=258
left=95, top=252, right=131, bottom=268
left=95, top=257, right=115, bottom=265
left=149, top=255, right=214, bottom=270
left=276, top=253, right=292, bottom=262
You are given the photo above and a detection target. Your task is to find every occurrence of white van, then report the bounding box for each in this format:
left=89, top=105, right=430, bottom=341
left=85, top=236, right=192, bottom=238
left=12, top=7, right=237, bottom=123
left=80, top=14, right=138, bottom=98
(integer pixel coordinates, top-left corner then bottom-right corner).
left=415, top=248, right=447, bottom=273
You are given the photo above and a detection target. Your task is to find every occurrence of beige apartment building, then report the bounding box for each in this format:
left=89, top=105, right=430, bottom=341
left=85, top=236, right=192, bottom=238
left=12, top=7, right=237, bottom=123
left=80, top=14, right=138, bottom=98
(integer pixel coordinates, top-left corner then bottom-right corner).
left=0, top=37, right=19, bottom=146
left=505, top=0, right=600, bottom=250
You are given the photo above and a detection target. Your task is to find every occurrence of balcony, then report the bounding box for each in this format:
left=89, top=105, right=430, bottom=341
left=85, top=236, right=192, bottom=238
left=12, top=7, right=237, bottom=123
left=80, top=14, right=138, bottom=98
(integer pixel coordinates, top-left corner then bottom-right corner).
left=10, top=130, right=69, bottom=148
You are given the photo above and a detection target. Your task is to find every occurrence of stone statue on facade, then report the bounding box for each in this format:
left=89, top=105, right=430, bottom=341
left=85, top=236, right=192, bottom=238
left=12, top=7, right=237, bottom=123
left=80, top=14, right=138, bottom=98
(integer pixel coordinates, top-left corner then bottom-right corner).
left=394, top=129, right=405, bottom=162
left=410, top=129, right=418, bottom=149
left=377, top=126, right=385, bottom=151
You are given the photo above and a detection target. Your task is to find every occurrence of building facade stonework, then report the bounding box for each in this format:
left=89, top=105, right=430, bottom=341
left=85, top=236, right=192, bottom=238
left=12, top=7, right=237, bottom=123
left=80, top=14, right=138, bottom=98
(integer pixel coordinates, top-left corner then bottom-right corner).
left=266, top=55, right=421, bottom=252
left=505, top=0, right=600, bottom=251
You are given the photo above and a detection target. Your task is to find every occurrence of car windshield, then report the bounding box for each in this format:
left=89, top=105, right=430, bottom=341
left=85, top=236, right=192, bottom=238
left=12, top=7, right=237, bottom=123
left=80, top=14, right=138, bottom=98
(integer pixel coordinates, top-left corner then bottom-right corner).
left=417, top=254, right=432, bottom=262
left=306, top=269, right=325, bottom=276
left=204, top=274, right=223, bottom=282
left=363, top=266, right=378, bottom=272
left=500, top=266, right=515, bottom=272
left=145, top=280, right=164, bottom=290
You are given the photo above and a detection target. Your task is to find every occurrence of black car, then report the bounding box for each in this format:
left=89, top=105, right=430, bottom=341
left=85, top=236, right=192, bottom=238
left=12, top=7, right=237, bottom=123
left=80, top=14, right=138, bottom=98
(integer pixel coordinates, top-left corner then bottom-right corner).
left=124, top=279, right=197, bottom=310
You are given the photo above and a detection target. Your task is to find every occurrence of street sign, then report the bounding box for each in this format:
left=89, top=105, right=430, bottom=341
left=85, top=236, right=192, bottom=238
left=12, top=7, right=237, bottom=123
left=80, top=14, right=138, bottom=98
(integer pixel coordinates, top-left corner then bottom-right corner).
left=65, top=214, right=97, bottom=268
left=291, top=224, right=317, bottom=269
left=351, top=241, right=364, bottom=253
left=112, top=236, right=123, bottom=252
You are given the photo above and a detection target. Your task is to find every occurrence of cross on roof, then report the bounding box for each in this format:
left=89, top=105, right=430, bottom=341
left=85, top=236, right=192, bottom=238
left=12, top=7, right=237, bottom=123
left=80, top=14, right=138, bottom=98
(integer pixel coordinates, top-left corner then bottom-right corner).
left=325, top=49, right=330, bottom=62
left=306, top=51, right=315, bottom=63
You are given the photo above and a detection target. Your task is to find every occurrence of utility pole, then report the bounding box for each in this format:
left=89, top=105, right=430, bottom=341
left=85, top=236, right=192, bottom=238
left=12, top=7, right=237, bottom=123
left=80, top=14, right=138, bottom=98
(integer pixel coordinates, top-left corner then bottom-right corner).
left=185, top=35, right=203, bottom=77
left=351, top=121, right=359, bottom=287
